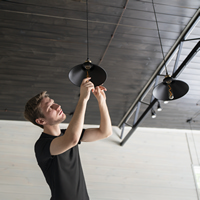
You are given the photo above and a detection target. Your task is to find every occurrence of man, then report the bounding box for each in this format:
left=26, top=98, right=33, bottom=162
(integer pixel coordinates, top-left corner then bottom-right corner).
left=24, top=77, right=112, bottom=200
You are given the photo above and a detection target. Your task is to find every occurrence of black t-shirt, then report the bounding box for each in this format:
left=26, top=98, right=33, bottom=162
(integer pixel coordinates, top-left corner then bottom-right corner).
left=34, top=129, right=89, bottom=200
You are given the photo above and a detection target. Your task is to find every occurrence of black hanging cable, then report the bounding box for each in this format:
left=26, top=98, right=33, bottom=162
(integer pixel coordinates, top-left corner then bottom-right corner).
left=86, top=0, right=89, bottom=60
left=68, top=0, right=107, bottom=87
left=152, top=0, right=169, bottom=76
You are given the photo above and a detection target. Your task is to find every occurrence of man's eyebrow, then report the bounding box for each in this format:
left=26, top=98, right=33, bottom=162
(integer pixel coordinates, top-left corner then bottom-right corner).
left=46, top=99, right=54, bottom=108
left=45, top=98, right=51, bottom=108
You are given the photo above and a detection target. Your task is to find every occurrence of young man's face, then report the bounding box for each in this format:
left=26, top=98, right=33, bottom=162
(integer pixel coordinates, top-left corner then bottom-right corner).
left=37, top=97, right=66, bottom=126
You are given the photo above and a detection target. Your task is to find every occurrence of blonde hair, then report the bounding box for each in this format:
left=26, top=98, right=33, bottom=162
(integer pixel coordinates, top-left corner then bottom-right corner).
left=24, top=91, right=49, bottom=128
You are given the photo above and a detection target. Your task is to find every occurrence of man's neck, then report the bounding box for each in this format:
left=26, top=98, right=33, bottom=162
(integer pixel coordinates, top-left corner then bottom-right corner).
left=43, top=124, right=61, bottom=136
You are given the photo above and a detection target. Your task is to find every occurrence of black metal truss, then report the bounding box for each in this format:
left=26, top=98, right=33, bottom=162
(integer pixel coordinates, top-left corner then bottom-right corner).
left=118, top=8, right=200, bottom=146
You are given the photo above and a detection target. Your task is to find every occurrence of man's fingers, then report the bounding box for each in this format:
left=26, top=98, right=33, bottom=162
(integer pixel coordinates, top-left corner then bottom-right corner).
left=93, top=86, right=105, bottom=95
left=83, top=81, right=94, bottom=88
left=98, top=85, right=107, bottom=91
left=82, top=81, right=95, bottom=93
left=82, top=77, right=91, bottom=84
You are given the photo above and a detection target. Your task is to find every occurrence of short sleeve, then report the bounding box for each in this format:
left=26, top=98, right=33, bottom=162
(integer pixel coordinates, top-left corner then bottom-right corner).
left=35, top=137, right=54, bottom=167
left=78, top=129, right=85, bottom=144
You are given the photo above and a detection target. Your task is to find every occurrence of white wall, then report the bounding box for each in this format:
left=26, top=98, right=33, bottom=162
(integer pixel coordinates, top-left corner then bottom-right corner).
left=0, top=120, right=199, bottom=200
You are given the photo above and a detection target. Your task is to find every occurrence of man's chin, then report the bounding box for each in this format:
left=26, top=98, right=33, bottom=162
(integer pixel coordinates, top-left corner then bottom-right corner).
left=49, top=114, right=67, bottom=125
left=60, top=113, right=66, bottom=122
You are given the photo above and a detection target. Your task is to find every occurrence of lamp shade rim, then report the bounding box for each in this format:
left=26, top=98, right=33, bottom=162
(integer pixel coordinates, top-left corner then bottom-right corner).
left=153, top=79, right=189, bottom=101
left=69, top=62, right=107, bottom=87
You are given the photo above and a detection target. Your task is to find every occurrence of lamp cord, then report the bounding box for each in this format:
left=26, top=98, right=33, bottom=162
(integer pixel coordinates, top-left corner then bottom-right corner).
left=152, top=0, right=169, bottom=76
left=86, top=0, right=89, bottom=60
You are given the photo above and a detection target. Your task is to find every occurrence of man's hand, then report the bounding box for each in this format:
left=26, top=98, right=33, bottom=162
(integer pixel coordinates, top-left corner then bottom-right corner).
left=80, top=77, right=94, bottom=102
left=92, top=85, right=107, bottom=103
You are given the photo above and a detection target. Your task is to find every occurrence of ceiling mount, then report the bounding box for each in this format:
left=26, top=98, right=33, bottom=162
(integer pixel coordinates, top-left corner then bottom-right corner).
left=68, top=0, right=107, bottom=87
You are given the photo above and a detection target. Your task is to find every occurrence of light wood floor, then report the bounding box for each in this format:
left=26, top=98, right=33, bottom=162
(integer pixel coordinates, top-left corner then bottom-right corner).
left=0, top=120, right=200, bottom=200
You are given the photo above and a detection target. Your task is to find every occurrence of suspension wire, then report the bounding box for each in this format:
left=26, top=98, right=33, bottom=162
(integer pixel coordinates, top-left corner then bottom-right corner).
left=152, top=0, right=168, bottom=76
left=193, top=100, right=200, bottom=119
left=193, top=110, right=200, bottom=119
left=98, top=0, right=129, bottom=66
left=86, top=0, right=89, bottom=60
left=190, top=122, right=200, bottom=165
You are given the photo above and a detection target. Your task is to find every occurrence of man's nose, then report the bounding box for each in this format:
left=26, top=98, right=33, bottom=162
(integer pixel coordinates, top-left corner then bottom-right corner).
left=56, top=104, right=61, bottom=110
left=53, top=103, right=60, bottom=110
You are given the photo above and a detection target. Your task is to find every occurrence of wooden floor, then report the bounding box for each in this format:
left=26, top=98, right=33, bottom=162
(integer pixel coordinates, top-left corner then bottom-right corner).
left=0, top=120, right=200, bottom=200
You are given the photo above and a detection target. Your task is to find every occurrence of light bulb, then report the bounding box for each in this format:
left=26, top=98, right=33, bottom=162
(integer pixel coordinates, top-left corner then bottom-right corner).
left=157, top=101, right=162, bottom=111
left=151, top=109, right=156, bottom=118
left=168, top=84, right=174, bottom=100
left=157, top=107, right=162, bottom=111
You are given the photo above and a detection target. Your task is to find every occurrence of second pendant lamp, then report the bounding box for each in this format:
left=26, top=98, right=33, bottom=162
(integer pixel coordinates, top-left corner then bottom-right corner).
left=151, top=0, right=189, bottom=101
left=153, top=75, right=189, bottom=100
left=68, top=0, right=107, bottom=87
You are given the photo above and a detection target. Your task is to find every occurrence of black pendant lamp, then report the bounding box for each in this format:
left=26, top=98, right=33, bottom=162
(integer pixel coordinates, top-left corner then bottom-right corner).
left=68, top=0, right=107, bottom=87
left=153, top=75, right=189, bottom=100
left=152, top=0, right=189, bottom=101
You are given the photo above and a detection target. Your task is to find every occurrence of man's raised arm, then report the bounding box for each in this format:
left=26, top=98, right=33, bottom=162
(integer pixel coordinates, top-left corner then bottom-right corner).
left=50, top=77, right=94, bottom=155
left=81, top=85, right=112, bottom=142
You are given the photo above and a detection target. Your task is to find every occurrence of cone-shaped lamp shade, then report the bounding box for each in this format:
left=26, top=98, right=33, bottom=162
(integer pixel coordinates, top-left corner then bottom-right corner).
left=69, top=61, right=107, bottom=87
left=153, top=79, right=189, bottom=101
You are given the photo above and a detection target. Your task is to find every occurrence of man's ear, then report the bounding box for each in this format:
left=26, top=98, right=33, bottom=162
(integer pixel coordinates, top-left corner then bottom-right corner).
left=35, top=118, right=46, bottom=126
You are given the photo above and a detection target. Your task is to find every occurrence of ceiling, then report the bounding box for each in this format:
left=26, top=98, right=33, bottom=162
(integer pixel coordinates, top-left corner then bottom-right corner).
left=0, top=0, right=200, bottom=133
